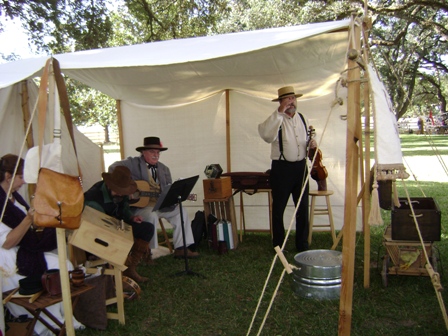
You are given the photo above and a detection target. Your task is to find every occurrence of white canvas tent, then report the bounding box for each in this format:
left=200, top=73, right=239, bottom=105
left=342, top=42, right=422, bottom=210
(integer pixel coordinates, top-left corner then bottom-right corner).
left=0, top=19, right=356, bottom=232
left=0, top=17, right=417, bottom=335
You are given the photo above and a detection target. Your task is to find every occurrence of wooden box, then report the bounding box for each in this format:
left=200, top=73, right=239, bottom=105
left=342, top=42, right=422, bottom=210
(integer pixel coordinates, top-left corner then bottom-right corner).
left=391, top=197, right=441, bottom=241
left=69, top=206, right=134, bottom=270
left=221, top=171, right=270, bottom=191
left=203, top=177, right=232, bottom=199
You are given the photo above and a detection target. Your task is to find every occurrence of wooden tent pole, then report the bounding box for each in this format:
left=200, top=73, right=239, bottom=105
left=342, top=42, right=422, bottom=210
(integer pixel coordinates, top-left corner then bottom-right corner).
left=21, top=80, right=34, bottom=150
left=57, top=228, right=75, bottom=336
left=338, top=17, right=361, bottom=336
left=116, top=99, right=125, bottom=159
left=225, top=89, right=231, bottom=172
left=21, top=80, right=37, bottom=197
left=362, top=17, right=373, bottom=289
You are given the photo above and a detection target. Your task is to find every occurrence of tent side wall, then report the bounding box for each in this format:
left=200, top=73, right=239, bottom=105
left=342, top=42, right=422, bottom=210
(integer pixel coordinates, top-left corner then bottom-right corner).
left=0, top=80, right=103, bottom=201
left=118, top=87, right=362, bottom=232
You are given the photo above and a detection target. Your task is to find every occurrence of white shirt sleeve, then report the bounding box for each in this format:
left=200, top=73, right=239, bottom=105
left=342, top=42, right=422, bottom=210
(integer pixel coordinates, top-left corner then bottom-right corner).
left=258, top=110, right=284, bottom=143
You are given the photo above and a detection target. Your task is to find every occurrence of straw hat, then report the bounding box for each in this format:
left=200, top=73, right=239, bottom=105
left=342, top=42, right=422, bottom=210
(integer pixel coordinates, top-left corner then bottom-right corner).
left=272, top=86, right=303, bottom=102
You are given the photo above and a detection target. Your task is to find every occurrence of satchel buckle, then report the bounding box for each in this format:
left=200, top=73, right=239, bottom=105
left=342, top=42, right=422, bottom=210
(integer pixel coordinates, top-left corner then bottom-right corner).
left=56, top=201, right=62, bottom=224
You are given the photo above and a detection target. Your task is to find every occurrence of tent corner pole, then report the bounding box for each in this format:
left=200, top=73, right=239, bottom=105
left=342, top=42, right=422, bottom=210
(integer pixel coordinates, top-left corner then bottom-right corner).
left=225, top=89, right=231, bottom=172
left=362, top=17, right=373, bottom=289
left=338, top=15, right=361, bottom=336
left=21, top=80, right=36, bottom=197
left=116, top=99, right=125, bottom=160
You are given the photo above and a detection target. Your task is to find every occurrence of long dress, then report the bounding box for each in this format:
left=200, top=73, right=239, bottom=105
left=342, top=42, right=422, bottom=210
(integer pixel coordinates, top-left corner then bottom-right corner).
left=0, top=200, right=84, bottom=336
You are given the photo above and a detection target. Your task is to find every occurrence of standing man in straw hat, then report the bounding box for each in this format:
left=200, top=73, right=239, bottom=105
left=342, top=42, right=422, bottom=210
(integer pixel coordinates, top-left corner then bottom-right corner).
left=109, top=136, right=199, bottom=259
left=258, top=86, right=317, bottom=252
left=84, top=166, right=155, bottom=283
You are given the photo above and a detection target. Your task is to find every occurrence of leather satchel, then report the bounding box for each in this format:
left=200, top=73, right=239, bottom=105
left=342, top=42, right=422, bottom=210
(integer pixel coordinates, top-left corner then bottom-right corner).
left=33, top=168, right=84, bottom=229
left=32, top=58, right=84, bottom=230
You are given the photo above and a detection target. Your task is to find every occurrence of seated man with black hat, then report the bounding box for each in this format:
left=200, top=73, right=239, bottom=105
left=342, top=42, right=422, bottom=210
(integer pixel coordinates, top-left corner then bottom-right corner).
left=109, top=136, right=199, bottom=259
left=84, top=166, right=155, bottom=283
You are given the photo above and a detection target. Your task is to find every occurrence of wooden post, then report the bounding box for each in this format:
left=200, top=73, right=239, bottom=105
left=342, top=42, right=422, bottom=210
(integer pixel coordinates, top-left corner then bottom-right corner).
left=21, top=80, right=37, bottom=197
left=225, top=89, right=231, bottom=172
left=116, top=99, right=125, bottom=159
left=0, top=260, right=4, bottom=336
left=57, top=228, right=75, bottom=336
left=338, top=16, right=361, bottom=336
left=362, top=16, right=373, bottom=289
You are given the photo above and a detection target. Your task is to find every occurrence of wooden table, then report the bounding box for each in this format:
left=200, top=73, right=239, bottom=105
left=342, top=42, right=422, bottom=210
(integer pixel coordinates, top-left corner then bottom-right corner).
left=236, top=189, right=273, bottom=241
left=3, top=283, right=93, bottom=336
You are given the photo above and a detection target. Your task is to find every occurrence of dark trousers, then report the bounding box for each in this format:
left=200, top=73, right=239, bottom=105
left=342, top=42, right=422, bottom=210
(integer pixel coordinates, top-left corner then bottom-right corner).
left=130, top=220, right=154, bottom=242
left=270, top=159, right=309, bottom=251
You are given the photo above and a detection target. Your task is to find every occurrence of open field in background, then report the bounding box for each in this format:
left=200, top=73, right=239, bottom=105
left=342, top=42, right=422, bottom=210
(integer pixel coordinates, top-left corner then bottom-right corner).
left=75, top=134, right=448, bottom=336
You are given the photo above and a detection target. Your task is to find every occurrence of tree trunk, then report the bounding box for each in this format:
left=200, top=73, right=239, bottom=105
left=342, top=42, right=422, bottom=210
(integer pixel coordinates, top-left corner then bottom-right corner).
left=104, top=125, right=110, bottom=143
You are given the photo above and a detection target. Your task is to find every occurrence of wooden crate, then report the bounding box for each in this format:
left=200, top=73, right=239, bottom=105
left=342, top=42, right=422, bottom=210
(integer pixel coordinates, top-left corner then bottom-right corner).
left=203, top=196, right=238, bottom=249
left=203, top=177, right=232, bottom=199
left=391, top=197, right=441, bottom=241
left=69, top=206, right=134, bottom=270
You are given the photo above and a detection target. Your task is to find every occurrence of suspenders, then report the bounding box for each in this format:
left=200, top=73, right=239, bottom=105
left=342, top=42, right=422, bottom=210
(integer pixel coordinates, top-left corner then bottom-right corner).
left=278, top=112, right=307, bottom=161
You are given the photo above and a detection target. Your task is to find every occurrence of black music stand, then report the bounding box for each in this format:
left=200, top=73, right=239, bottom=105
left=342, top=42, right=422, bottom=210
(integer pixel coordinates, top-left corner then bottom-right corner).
left=153, top=175, right=205, bottom=278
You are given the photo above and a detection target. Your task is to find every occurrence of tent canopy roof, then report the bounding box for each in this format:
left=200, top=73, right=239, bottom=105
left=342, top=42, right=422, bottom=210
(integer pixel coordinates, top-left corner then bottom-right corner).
left=0, top=19, right=350, bottom=105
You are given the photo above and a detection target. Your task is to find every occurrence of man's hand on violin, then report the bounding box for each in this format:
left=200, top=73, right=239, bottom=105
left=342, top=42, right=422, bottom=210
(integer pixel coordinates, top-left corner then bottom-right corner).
left=308, top=139, right=317, bottom=150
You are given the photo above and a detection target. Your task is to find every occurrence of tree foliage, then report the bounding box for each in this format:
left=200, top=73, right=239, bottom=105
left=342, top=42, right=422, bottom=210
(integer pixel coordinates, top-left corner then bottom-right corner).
left=1, top=0, right=447, bottom=130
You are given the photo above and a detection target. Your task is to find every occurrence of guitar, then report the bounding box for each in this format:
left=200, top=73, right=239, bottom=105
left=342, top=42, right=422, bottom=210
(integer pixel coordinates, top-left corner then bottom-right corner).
left=129, top=180, right=197, bottom=208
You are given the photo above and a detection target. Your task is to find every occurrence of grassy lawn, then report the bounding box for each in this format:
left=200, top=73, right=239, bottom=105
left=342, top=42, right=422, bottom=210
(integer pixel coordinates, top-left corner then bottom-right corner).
left=77, top=134, right=448, bottom=336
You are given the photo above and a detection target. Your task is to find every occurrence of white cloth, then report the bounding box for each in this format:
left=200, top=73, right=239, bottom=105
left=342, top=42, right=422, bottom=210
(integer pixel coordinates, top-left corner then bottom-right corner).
left=258, top=109, right=309, bottom=161
left=369, top=64, right=409, bottom=180
left=0, top=223, right=84, bottom=335
left=133, top=205, right=194, bottom=250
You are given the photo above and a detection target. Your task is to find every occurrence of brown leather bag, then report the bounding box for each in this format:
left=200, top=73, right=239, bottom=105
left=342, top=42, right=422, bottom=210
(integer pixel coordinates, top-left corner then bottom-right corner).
left=33, top=168, right=84, bottom=229
left=32, top=58, right=84, bottom=230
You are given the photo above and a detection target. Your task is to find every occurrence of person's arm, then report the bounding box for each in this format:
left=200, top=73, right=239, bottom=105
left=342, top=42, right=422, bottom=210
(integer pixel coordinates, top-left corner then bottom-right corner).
left=2, top=208, right=34, bottom=249
left=258, top=110, right=283, bottom=143
left=84, top=200, right=106, bottom=214
left=122, top=199, right=134, bottom=223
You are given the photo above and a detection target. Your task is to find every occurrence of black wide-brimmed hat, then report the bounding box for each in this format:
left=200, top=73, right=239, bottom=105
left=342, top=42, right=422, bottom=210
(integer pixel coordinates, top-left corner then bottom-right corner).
left=102, top=166, right=137, bottom=195
left=135, top=136, right=168, bottom=152
left=19, top=274, right=43, bottom=295
left=272, top=86, right=303, bottom=102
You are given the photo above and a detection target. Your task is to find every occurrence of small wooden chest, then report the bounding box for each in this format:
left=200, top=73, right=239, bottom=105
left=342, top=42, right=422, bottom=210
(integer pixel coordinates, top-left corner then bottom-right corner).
left=391, top=197, right=441, bottom=241
left=68, top=206, right=134, bottom=270
left=203, top=177, right=232, bottom=199
left=221, top=172, right=270, bottom=191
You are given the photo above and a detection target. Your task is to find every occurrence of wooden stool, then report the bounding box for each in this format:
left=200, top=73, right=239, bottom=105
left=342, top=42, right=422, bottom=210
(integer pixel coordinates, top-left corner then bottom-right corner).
left=158, top=218, right=174, bottom=253
left=308, top=190, right=336, bottom=245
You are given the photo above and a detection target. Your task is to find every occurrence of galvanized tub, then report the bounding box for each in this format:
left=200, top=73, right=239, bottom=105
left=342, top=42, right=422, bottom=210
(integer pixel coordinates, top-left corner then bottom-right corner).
left=292, top=249, right=342, bottom=300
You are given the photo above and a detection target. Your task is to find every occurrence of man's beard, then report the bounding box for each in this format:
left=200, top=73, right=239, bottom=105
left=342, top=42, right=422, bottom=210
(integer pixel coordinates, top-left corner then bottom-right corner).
left=285, top=105, right=296, bottom=115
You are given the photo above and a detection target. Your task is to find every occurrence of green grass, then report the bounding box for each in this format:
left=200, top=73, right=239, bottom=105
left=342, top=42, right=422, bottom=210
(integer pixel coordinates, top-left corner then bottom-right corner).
left=76, top=134, right=448, bottom=336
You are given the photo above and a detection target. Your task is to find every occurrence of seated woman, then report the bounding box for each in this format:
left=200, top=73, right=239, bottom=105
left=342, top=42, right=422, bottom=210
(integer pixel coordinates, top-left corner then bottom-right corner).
left=0, top=154, right=84, bottom=335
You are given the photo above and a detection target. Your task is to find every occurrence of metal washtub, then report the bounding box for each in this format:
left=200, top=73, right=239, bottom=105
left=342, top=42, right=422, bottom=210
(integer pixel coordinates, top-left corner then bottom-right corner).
left=292, top=249, right=342, bottom=300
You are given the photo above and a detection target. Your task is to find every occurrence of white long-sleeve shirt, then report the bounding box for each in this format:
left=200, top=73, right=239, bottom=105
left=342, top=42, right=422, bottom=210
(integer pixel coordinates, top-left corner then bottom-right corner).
left=258, top=109, right=309, bottom=162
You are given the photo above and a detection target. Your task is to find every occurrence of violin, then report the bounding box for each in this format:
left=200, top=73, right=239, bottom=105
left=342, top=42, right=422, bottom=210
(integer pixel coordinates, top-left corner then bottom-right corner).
left=307, top=126, right=328, bottom=182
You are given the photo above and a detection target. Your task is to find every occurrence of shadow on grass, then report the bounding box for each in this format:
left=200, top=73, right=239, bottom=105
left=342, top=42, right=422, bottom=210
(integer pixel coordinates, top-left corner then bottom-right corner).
left=77, top=219, right=448, bottom=335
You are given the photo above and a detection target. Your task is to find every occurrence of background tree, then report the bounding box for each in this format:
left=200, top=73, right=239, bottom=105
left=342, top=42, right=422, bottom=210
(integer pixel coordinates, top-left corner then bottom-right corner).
left=1, top=0, right=447, bottom=128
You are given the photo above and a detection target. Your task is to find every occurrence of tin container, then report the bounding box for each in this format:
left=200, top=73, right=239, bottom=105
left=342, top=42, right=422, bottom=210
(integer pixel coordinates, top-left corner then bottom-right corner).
left=292, top=249, right=342, bottom=300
